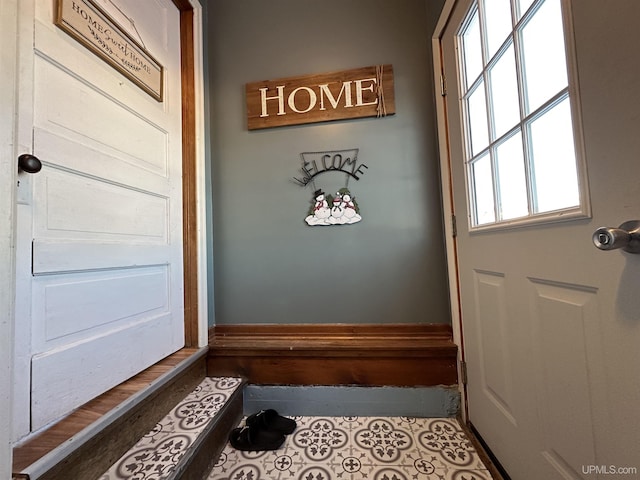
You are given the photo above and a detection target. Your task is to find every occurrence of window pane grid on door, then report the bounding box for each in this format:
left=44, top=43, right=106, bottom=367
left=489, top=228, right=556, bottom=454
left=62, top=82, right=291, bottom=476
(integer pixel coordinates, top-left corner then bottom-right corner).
left=519, top=0, right=568, bottom=115
left=470, top=152, right=496, bottom=225
left=528, top=95, right=579, bottom=213
left=488, top=43, right=519, bottom=141
left=516, top=0, right=536, bottom=21
left=461, top=6, right=483, bottom=91
left=482, top=0, right=514, bottom=59
left=495, top=130, right=529, bottom=220
left=467, top=81, right=490, bottom=156
left=456, top=0, right=584, bottom=228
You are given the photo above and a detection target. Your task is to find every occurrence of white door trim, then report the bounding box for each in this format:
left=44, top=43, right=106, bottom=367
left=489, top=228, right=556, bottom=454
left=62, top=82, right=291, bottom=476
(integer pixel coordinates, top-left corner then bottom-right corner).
left=0, top=0, right=19, bottom=475
left=431, top=0, right=467, bottom=420
left=189, top=0, right=211, bottom=347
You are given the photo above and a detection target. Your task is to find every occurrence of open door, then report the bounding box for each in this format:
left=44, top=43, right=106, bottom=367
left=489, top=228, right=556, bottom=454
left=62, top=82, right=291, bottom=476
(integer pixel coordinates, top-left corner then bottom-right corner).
left=13, top=0, right=185, bottom=437
left=435, top=0, right=640, bottom=478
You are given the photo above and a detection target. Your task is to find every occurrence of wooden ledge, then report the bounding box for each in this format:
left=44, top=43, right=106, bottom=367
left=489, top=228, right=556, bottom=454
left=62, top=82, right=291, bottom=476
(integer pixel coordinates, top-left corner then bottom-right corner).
left=210, top=323, right=455, bottom=356
left=13, top=348, right=206, bottom=479
left=207, top=324, right=457, bottom=387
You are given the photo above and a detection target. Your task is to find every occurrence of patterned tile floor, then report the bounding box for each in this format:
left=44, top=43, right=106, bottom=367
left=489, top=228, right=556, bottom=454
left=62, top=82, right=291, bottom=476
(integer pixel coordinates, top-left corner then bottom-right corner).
left=100, top=376, right=243, bottom=480
left=208, top=416, right=494, bottom=480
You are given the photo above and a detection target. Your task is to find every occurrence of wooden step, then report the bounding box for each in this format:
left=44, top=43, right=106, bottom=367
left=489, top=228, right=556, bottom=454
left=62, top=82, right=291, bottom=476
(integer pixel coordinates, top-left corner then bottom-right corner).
left=208, top=323, right=458, bottom=386
left=12, top=348, right=208, bottom=480
left=99, top=376, right=244, bottom=480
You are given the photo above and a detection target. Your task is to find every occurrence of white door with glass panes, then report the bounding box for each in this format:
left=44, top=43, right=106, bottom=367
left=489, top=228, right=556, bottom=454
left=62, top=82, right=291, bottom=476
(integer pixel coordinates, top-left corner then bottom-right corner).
left=13, top=0, right=184, bottom=438
left=436, top=0, right=640, bottom=478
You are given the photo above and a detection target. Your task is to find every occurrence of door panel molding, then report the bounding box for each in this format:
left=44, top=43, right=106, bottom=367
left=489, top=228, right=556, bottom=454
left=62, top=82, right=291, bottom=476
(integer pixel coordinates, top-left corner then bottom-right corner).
left=472, top=270, right=516, bottom=425
left=31, top=311, right=178, bottom=429
left=529, top=278, right=599, bottom=476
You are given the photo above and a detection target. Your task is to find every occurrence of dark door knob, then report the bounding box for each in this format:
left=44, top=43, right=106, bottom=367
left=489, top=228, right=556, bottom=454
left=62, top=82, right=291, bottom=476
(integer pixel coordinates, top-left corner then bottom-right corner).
left=18, top=154, right=42, bottom=174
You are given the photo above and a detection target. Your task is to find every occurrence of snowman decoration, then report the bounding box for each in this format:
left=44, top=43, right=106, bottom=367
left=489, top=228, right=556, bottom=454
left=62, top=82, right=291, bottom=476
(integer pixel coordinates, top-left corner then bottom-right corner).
left=305, top=189, right=332, bottom=225
left=341, top=191, right=361, bottom=223
left=331, top=188, right=361, bottom=225
left=328, top=191, right=345, bottom=224
left=306, top=188, right=361, bottom=226
left=297, top=148, right=365, bottom=227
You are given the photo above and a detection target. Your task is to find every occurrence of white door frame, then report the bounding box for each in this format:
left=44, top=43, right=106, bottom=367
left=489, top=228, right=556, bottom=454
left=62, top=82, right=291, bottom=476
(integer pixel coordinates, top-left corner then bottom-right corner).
left=188, top=0, right=210, bottom=348
left=1, top=0, right=20, bottom=476
left=431, top=0, right=467, bottom=420
left=0, top=0, right=207, bottom=475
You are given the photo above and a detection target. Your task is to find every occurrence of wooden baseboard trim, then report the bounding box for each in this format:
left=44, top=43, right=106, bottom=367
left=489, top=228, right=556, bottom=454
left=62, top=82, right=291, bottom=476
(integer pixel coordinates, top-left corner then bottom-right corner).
left=207, top=324, right=457, bottom=387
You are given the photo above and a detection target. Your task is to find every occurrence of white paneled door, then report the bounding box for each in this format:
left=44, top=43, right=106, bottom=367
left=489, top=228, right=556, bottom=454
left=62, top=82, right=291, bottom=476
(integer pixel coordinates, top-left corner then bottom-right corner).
left=436, top=0, right=640, bottom=478
left=14, top=0, right=184, bottom=437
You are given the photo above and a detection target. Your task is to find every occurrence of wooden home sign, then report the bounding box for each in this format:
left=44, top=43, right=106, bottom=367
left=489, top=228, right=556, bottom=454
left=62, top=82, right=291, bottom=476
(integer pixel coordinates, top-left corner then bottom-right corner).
left=55, top=0, right=164, bottom=101
left=246, top=65, right=395, bottom=130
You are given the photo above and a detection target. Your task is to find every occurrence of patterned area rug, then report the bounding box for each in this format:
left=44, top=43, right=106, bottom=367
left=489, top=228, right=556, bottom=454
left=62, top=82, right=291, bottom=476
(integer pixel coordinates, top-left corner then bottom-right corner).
left=209, top=416, right=493, bottom=480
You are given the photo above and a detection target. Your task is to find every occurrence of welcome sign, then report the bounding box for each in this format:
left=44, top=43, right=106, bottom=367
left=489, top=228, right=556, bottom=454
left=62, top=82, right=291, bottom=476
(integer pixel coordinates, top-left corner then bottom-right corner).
left=246, top=65, right=395, bottom=130
left=55, top=0, right=164, bottom=101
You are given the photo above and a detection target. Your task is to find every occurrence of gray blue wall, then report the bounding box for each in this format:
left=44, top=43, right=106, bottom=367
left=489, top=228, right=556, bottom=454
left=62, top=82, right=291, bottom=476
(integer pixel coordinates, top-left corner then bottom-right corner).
left=203, top=0, right=449, bottom=326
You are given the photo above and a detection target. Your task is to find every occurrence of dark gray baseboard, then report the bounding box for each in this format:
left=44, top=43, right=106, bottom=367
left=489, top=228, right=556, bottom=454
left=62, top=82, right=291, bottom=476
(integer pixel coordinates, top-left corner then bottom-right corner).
left=243, top=385, right=460, bottom=418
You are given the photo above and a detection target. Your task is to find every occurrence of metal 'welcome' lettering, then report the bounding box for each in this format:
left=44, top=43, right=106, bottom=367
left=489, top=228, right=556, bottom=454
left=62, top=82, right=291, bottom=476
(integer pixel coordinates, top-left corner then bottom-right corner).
left=293, top=152, right=368, bottom=187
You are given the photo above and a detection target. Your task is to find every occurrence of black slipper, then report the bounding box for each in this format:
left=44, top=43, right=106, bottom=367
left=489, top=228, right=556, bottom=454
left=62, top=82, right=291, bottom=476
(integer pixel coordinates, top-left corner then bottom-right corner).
left=245, top=409, right=297, bottom=435
left=229, top=425, right=285, bottom=451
